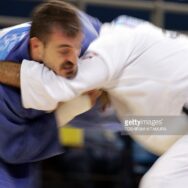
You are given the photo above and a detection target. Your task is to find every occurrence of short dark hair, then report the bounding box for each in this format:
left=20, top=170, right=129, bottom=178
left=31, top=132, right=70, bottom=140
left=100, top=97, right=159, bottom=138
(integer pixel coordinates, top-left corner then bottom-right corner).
left=30, top=0, right=81, bottom=42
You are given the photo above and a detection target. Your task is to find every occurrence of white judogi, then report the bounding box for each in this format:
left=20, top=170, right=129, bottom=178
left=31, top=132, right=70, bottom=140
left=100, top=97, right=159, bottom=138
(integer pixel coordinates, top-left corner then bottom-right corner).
left=21, top=23, right=188, bottom=115
left=140, top=135, right=188, bottom=188
left=21, top=22, right=188, bottom=152
left=21, top=22, right=188, bottom=188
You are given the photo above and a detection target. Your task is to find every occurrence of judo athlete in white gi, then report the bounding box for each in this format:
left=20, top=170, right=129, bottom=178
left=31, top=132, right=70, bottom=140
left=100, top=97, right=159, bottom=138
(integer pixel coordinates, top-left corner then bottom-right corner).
left=6, top=19, right=188, bottom=188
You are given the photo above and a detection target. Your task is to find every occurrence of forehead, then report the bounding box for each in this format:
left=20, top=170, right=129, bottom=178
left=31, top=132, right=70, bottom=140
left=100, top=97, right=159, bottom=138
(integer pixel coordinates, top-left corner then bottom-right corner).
left=47, top=27, right=83, bottom=46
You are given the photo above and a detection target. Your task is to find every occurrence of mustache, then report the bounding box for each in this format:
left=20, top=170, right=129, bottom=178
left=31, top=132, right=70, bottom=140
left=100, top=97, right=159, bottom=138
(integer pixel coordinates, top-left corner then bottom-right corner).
left=60, top=61, right=75, bottom=70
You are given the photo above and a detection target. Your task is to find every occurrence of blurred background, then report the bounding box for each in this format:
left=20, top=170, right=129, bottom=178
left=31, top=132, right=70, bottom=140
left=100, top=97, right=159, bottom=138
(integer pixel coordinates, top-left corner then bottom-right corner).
left=1, top=0, right=188, bottom=30
left=1, top=0, right=188, bottom=188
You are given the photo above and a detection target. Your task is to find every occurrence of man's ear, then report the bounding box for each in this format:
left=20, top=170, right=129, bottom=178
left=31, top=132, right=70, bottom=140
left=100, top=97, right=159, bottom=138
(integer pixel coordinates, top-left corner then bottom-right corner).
left=29, top=37, right=44, bottom=61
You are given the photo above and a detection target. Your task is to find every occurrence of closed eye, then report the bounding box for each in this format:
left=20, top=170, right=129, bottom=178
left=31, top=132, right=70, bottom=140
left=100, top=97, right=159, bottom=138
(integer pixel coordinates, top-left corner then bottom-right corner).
left=59, top=48, right=71, bottom=55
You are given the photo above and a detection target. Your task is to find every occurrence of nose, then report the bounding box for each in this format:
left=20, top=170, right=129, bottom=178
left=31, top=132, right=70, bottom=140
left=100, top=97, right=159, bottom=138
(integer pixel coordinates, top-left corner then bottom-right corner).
left=66, top=48, right=79, bottom=66
left=57, top=48, right=79, bottom=77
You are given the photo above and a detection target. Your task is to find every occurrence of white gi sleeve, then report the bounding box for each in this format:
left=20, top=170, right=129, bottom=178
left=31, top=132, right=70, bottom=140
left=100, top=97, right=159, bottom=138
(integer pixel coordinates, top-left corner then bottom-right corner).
left=21, top=55, right=110, bottom=111
left=55, top=95, right=92, bottom=127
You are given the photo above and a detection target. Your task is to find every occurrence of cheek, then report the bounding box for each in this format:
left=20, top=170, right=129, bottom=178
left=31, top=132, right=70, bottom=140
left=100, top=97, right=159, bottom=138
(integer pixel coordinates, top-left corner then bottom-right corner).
left=42, top=47, right=59, bottom=72
left=42, top=53, right=56, bottom=70
left=66, top=51, right=78, bottom=65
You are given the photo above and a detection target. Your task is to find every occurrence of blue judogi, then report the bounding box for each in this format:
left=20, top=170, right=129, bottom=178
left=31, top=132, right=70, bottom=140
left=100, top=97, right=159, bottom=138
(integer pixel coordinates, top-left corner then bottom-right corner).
left=0, top=12, right=101, bottom=188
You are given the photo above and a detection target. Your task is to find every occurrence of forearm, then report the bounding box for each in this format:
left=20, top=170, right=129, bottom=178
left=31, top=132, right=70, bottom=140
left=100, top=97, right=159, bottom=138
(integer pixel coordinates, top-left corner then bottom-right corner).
left=0, top=62, right=21, bottom=88
left=21, top=56, right=109, bottom=110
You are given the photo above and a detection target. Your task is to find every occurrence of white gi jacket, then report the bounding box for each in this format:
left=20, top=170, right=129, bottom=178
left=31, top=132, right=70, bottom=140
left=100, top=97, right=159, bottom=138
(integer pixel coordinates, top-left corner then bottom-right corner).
left=21, top=22, right=188, bottom=155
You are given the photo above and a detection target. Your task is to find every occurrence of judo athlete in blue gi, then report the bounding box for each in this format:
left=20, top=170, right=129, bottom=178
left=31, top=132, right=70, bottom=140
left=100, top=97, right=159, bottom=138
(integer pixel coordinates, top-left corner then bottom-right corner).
left=0, top=1, right=101, bottom=187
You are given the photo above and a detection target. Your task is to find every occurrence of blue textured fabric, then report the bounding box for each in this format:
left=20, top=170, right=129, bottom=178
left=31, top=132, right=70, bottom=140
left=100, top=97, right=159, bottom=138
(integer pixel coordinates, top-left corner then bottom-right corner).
left=0, top=12, right=101, bottom=188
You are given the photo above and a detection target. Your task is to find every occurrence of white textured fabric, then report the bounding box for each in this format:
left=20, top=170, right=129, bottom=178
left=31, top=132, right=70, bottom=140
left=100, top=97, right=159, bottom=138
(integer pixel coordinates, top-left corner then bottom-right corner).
left=21, top=54, right=108, bottom=110
left=55, top=95, right=92, bottom=127
left=21, top=22, right=188, bottom=188
left=21, top=23, right=188, bottom=114
left=21, top=23, right=188, bottom=153
left=140, top=135, right=188, bottom=188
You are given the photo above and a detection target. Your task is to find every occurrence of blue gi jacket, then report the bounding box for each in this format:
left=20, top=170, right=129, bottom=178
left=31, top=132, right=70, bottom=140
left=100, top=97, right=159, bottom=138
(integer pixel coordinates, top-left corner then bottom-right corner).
left=0, top=12, right=101, bottom=188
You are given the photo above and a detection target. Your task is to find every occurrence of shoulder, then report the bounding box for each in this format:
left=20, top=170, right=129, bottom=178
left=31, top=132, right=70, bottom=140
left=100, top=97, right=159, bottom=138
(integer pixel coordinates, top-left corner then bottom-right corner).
left=0, top=23, right=31, bottom=60
left=0, top=22, right=31, bottom=38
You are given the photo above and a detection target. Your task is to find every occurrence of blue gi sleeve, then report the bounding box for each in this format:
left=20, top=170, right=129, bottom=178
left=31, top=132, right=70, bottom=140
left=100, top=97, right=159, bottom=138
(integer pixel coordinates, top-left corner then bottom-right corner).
left=78, top=11, right=102, bottom=55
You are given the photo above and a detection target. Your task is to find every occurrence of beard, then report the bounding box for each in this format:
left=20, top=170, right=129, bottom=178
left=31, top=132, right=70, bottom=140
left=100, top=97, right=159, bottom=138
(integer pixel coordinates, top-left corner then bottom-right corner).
left=65, top=66, right=78, bottom=79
